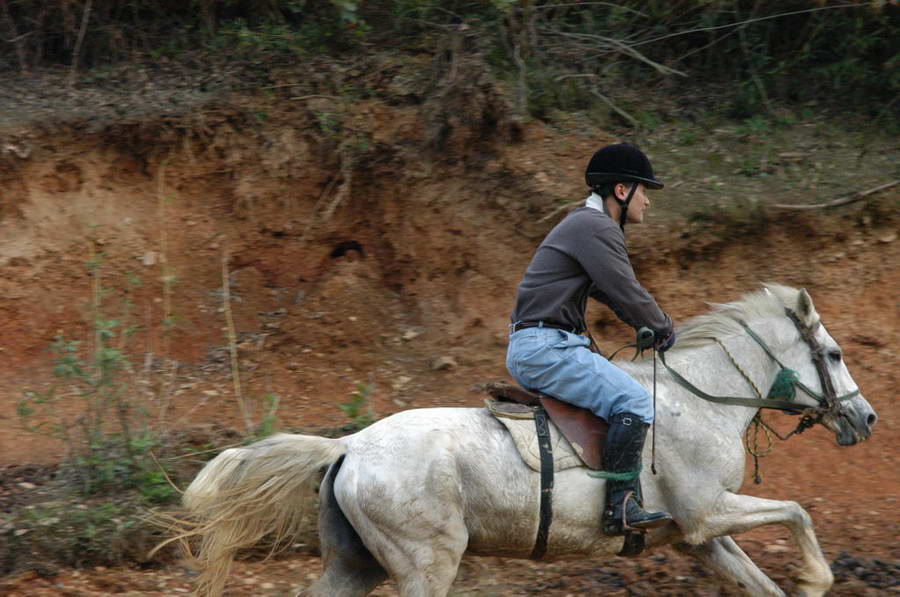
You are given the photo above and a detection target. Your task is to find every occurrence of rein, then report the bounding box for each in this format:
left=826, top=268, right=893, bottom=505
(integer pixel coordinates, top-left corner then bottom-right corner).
left=610, top=328, right=660, bottom=474
left=659, top=307, right=859, bottom=419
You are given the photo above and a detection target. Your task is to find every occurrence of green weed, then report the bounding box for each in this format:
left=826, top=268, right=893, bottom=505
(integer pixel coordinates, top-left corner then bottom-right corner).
left=254, top=393, right=282, bottom=439
left=18, top=259, right=175, bottom=504
left=339, top=382, right=376, bottom=430
left=5, top=501, right=154, bottom=570
left=736, top=116, right=773, bottom=139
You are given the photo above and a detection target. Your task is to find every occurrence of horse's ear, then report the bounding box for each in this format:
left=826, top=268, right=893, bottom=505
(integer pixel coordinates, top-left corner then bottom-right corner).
left=797, top=288, right=814, bottom=320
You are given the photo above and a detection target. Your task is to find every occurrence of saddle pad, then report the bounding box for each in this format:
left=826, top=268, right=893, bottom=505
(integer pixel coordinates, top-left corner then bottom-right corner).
left=486, top=400, right=585, bottom=473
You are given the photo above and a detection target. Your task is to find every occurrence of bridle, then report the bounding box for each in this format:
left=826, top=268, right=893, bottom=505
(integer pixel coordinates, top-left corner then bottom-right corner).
left=749, top=308, right=859, bottom=419
left=657, top=307, right=860, bottom=434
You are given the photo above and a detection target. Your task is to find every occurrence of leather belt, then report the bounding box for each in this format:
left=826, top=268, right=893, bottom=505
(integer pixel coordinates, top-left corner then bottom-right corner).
left=511, top=320, right=580, bottom=334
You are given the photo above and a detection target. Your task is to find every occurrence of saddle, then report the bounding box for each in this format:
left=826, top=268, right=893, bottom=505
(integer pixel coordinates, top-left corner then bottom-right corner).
left=480, top=381, right=609, bottom=469
left=479, top=381, right=645, bottom=559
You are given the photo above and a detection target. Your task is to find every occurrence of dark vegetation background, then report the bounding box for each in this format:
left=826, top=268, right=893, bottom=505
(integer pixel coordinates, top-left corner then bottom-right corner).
left=2, top=0, right=897, bottom=126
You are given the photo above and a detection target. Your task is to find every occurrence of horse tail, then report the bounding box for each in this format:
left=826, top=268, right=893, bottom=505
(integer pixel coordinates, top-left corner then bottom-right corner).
left=175, top=433, right=346, bottom=597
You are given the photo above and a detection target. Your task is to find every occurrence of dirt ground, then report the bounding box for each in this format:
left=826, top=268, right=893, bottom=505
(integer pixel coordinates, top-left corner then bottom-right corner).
left=0, top=67, right=897, bottom=596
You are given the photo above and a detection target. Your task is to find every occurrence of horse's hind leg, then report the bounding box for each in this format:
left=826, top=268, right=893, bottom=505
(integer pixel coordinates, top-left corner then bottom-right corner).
left=299, top=456, right=387, bottom=597
left=382, top=533, right=467, bottom=597
left=335, top=462, right=469, bottom=597
left=676, top=536, right=785, bottom=597
left=395, top=538, right=467, bottom=597
left=346, top=502, right=467, bottom=597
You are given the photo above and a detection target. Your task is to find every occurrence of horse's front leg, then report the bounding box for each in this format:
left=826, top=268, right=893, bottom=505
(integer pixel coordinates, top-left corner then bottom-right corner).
left=687, top=492, right=832, bottom=597
left=675, top=535, right=785, bottom=597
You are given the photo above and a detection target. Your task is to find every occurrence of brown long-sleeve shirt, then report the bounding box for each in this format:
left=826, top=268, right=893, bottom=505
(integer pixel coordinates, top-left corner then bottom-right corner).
left=511, top=206, right=673, bottom=338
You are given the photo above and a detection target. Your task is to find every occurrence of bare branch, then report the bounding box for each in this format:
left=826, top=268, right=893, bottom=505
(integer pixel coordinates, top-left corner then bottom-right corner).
left=319, top=147, right=355, bottom=223
left=673, top=23, right=746, bottom=63
left=553, top=73, right=597, bottom=82
left=630, top=2, right=869, bottom=49
left=553, top=73, right=639, bottom=127
left=221, top=246, right=254, bottom=435
left=539, top=27, right=687, bottom=76
left=535, top=2, right=648, bottom=17
left=67, top=0, right=93, bottom=87
left=3, top=30, right=35, bottom=43
left=512, top=41, right=527, bottom=115
left=539, top=199, right=583, bottom=223
left=772, top=180, right=899, bottom=211
left=289, top=94, right=339, bottom=101
left=589, top=87, right=639, bottom=128
left=1, top=0, right=29, bottom=73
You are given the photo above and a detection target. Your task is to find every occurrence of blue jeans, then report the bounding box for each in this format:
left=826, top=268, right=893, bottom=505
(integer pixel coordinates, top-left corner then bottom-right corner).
left=506, top=326, right=654, bottom=423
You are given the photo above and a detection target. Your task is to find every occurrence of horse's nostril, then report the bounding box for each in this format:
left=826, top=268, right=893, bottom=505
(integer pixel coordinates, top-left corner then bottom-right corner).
left=867, top=413, right=877, bottom=428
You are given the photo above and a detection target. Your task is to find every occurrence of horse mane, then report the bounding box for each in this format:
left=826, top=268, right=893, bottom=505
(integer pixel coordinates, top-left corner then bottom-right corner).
left=670, top=283, right=816, bottom=352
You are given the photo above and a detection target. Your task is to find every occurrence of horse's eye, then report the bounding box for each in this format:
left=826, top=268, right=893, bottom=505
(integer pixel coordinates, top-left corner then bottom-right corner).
left=828, top=349, right=842, bottom=363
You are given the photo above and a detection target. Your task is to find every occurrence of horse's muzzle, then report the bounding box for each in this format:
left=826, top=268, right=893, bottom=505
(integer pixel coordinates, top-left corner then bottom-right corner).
left=832, top=403, right=877, bottom=446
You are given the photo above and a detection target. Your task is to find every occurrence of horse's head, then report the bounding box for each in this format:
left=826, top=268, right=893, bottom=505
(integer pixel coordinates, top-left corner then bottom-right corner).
left=662, top=283, right=877, bottom=446
left=778, top=286, right=877, bottom=446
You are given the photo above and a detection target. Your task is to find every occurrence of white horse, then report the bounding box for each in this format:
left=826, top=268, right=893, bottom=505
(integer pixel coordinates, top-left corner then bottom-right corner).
left=173, top=284, right=877, bottom=597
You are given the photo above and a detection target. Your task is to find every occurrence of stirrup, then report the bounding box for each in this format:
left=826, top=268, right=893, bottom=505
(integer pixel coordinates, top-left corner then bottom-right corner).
left=619, top=490, right=645, bottom=533
left=603, top=490, right=636, bottom=536
left=604, top=490, right=671, bottom=535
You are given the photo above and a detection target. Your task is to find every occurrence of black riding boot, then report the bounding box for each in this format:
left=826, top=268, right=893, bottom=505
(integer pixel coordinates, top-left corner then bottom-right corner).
left=602, top=413, right=672, bottom=536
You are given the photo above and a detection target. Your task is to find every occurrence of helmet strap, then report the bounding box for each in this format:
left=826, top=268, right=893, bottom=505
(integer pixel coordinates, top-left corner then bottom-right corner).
left=617, top=183, right=638, bottom=230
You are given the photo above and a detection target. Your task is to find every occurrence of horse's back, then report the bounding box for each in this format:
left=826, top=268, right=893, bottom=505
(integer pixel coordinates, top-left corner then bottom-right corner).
left=339, top=406, right=527, bottom=495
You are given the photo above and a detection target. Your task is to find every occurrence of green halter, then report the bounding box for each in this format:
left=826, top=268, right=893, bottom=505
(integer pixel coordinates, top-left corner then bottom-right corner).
left=767, top=367, right=800, bottom=401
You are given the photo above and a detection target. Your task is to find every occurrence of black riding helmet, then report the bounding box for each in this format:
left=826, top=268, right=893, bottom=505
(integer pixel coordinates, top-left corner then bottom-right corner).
left=585, top=143, right=663, bottom=229
left=585, top=143, right=664, bottom=190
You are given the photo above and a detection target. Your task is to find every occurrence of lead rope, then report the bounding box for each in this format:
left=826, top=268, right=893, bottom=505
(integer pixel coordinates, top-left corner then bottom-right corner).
left=609, top=330, right=659, bottom=474
left=713, top=338, right=793, bottom=485
left=713, top=337, right=777, bottom=484
left=746, top=414, right=775, bottom=484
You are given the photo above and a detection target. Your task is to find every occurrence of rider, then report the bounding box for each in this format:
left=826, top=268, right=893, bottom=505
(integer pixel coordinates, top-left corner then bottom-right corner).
left=506, top=142, right=675, bottom=536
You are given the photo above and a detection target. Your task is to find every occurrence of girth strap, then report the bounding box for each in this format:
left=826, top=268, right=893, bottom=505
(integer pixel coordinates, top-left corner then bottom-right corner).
left=530, top=407, right=554, bottom=560
left=525, top=405, right=644, bottom=558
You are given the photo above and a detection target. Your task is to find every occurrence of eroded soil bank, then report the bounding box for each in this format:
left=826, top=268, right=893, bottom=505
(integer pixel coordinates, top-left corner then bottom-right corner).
left=0, top=71, right=897, bottom=595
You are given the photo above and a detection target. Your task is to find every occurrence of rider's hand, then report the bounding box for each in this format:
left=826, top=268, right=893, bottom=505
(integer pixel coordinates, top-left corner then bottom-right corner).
left=656, top=331, right=677, bottom=353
